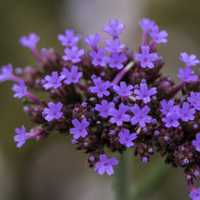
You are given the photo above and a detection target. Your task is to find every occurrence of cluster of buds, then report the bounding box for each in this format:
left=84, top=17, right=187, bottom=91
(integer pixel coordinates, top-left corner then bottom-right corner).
left=1, top=18, right=200, bottom=199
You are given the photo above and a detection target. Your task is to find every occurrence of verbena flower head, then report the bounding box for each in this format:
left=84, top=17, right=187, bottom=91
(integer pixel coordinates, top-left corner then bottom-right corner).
left=104, top=19, right=125, bottom=37
left=89, top=76, right=111, bottom=98
left=109, top=103, right=130, bottom=126
left=3, top=18, right=200, bottom=199
left=189, top=188, right=200, bottom=200
left=42, top=71, right=63, bottom=90
left=63, top=46, right=84, bottom=63
left=134, top=45, right=160, bottom=68
left=70, top=118, right=89, bottom=139
left=192, top=133, right=200, bottom=152
left=113, top=81, right=133, bottom=97
left=130, top=104, right=152, bottom=128
left=0, top=64, right=14, bottom=82
left=58, top=29, right=80, bottom=47
left=134, top=79, right=157, bottom=103
left=119, top=128, right=137, bottom=148
left=12, top=80, right=28, bottom=99
left=95, top=100, right=115, bottom=118
left=180, top=52, right=200, bottom=67
left=95, top=154, right=118, bottom=175
left=19, top=33, right=40, bottom=49
left=14, top=126, right=27, bottom=148
left=42, top=102, right=63, bottom=122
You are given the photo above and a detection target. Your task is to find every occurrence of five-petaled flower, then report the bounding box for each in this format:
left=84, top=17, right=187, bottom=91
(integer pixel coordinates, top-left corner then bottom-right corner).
left=14, top=126, right=28, bottom=148
left=95, top=100, right=115, bottom=118
left=63, top=46, right=84, bottom=63
left=12, top=80, right=28, bottom=99
left=19, top=33, right=40, bottom=49
left=180, top=52, right=200, bottom=67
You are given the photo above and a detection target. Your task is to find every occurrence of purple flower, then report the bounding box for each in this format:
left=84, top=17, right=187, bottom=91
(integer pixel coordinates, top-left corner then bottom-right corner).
left=180, top=52, right=200, bottom=67
left=134, top=80, right=157, bottom=103
left=85, top=33, right=101, bottom=49
left=109, top=103, right=130, bottom=126
left=14, top=126, right=27, bottom=148
left=42, top=71, right=63, bottom=90
left=89, top=48, right=109, bottom=67
left=139, top=18, right=156, bottom=32
left=105, top=39, right=125, bottom=53
left=192, top=133, right=200, bottom=152
left=179, top=102, right=195, bottom=122
left=189, top=188, right=200, bottom=200
left=178, top=67, right=198, bottom=83
left=12, top=80, right=28, bottom=99
left=150, top=26, right=168, bottom=44
left=95, top=154, right=118, bottom=176
left=0, top=64, right=14, bottom=82
left=119, top=128, right=137, bottom=148
left=113, top=81, right=133, bottom=97
left=104, top=19, right=125, bottom=37
left=19, top=33, right=40, bottom=49
left=162, top=106, right=180, bottom=128
left=130, top=104, right=152, bottom=128
left=160, top=99, right=175, bottom=115
left=108, top=52, right=127, bottom=69
left=61, top=65, right=82, bottom=85
left=188, top=92, right=200, bottom=111
left=58, top=29, right=80, bottom=47
left=134, top=45, right=160, bottom=69
left=89, top=76, right=111, bottom=98
left=70, top=118, right=89, bottom=139
left=43, top=102, right=63, bottom=122
left=95, top=100, right=115, bottom=118
left=63, top=46, right=84, bottom=63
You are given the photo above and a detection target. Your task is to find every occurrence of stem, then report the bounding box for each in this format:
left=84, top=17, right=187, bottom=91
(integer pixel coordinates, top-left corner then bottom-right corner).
left=129, top=160, right=170, bottom=200
left=114, top=152, right=130, bottom=200
left=112, top=62, right=134, bottom=85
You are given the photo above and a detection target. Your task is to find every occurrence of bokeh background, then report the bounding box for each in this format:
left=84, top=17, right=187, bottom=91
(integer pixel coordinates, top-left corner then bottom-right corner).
left=0, top=0, right=199, bottom=199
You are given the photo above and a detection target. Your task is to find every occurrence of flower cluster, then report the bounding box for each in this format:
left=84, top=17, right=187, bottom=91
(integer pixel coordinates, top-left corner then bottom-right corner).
left=1, top=18, right=200, bottom=199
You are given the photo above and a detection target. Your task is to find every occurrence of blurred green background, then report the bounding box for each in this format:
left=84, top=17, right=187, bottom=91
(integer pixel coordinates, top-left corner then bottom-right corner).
left=0, top=0, right=199, bottom=199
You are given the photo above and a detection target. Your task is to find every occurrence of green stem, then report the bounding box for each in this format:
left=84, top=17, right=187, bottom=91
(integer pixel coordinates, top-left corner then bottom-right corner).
left=129, top=160, right=170, bottom=200
left=114, top=152, right=130, bottom=200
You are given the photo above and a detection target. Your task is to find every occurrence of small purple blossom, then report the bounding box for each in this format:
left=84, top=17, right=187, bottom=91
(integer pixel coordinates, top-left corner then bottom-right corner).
left=90, top=48, right=109, bottom=67
left=139, top=18, right=156, bottom=32
left=95, top=154, right=118, bottom=176
left=0, top=64, right=14, bottom=82
left=180, top=52, right=200, bottom=67
left=160, top=99, right=175, bottom=115
left=105, top=39, right=125, bottom=53
left=108, top=52, right=127, bottom=69
left=70, top=118, right=89, bottom=139
left=179, top=102, right=195, bottom=122
left=89, top=76, right=111, bottom=98
left=178, top=67, right=198, bottom=83
left=19, top=33, right=40, bottom=49
left=134, top=45, right=160, bottom=69
left=162, top=106, right=180, bottom=128
left=85, top=33, right=101, bottom=49
left=14, top=126, right=27, bottom=148
left=188, top=92, right=200, bottom=111
left=192, top=133, right=200, bottom=152
left=134, top=80, right=157, bottom=103
left=104, top=19, right=125, bottom=37
left=130, top=104, right=152, bottom=128
left=189, top=188, right=200, bottom=200
left=58, top=29, right=80, bottom=47
left=12, top=80, right=28, bottom=99
left=43, top=102, right=63, bottom=122
left=95, top=100, right=115, bottom=118
left=150, top=26, right=168, bottom=44
left=63, top=46, right=84, bottom=63
left=42, top=71, right=63, bottom=90
left=109, top=103, right=130, bottom=126
left=61, top=65, right=82, bottom=85
left=119, top=128, right=137, bottom=148
left=113, top=81, right=133, bottom=97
